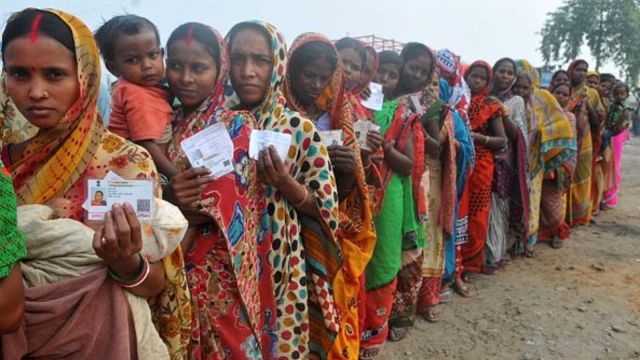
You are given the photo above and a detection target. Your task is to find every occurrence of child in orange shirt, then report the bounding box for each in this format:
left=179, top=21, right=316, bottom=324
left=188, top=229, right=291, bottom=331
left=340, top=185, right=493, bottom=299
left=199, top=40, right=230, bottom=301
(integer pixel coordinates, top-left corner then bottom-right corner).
left=95, top=15, right=177, bottom=178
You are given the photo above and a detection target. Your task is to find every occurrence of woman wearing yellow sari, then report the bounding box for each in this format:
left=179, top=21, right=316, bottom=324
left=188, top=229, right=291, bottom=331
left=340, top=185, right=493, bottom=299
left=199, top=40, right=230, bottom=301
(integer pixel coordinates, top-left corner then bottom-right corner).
left=514, top=60, right=576, bottom=256
left=0, top=9, right=190, bottom=358
left=567, top=60, right=606, bottom=221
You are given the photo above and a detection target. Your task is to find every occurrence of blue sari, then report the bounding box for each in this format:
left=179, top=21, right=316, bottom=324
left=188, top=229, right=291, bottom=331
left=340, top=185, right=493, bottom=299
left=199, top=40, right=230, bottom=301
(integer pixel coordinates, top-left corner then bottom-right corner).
left=440, top=79, right=475, bottom=283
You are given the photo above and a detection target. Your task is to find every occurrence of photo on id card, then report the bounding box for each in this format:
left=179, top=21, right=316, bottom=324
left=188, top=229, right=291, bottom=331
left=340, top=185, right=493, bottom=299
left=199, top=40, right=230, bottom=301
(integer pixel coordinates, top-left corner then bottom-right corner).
left=86, top=178, right=154, bottom=221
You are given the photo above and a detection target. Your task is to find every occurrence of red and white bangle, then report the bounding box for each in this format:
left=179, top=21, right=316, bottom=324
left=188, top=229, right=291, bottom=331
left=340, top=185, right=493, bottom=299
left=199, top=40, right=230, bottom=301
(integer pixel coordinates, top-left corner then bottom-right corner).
left=108, top=253, right=151, bottom=288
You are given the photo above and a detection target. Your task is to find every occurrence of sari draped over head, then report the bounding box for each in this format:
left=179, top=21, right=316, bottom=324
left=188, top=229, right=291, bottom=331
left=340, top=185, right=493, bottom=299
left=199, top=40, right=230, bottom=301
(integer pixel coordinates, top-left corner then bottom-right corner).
left=538, top=82, right=578, bottom=241
left=166, top=27, right=277, bottom=359
left=225, top=21, right=341, bottom=360
left=0, top=9, right=191, bottom=359
left=439, top=79, right=475, bottom=244
left=435, top=49, right=472, bottom=122
left=439, top=79, right=475, bottom=283
left=516, top=60, right=576, bottom=248
left=485, top=58, right=530, bottom=265
left=461, top=60, right=506, bottom=273
left=283, top=33, right=376, bottom=360
left=567, top=60, right=599, bottom=226
left=568, top=60, right=607, bottom=217
left=568, top=60, right=606, bottom=153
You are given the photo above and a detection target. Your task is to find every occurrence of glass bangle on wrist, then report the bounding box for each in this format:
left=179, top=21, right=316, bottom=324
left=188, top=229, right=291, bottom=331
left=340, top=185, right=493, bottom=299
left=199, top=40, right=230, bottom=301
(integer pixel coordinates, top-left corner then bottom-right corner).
left=293, top=186, right=310, bottom=207
left=108, top=253, right=150, bottom=288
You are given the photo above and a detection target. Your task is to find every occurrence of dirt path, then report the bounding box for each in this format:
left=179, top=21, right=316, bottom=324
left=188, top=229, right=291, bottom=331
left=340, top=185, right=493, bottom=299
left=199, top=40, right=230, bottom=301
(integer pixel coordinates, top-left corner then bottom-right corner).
left=380, top=137, right=640, bottom=360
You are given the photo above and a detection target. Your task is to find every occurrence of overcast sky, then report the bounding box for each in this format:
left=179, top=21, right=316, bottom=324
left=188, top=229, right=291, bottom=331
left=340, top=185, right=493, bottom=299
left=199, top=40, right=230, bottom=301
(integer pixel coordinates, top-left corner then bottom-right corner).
left=2, top=0, right=621, bottom=75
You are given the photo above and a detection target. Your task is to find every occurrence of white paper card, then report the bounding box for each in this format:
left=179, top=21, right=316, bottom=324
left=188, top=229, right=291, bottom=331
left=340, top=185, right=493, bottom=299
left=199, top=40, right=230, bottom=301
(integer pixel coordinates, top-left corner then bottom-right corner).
left=354, top=120, right=376, bottom=151
left=104, top=171, right=125, bottom=181
left=249, top=130, right=292, bottom=161
left=319, top=130, right=343, bottom=147
left=409, top=95, right=424, bottom=114
left=85, top=178, right=154, bottom=221
left=362, top=82, right=384, bottom=111
left=180, top=122, right=234, bottom=179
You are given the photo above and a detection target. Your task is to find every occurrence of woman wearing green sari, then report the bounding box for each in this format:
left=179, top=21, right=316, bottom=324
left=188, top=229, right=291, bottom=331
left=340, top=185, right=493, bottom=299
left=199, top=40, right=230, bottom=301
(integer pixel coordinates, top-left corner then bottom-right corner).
left=360, top=50, right=419, bottom=359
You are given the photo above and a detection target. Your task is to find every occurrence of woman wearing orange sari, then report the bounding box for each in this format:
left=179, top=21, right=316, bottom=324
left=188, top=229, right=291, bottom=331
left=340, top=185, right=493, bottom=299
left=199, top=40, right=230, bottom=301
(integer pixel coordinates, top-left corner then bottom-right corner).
left=461, top=61, right=508, bottom=275
left=283, top=33, right=376, bottom=359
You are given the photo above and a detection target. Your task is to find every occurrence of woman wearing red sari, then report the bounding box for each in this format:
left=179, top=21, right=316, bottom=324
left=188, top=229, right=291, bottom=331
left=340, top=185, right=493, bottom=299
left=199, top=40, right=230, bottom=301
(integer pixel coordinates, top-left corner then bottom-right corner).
left=461, top=61, right=508, bottom=276
left=164, top=23, right=278, bottom=359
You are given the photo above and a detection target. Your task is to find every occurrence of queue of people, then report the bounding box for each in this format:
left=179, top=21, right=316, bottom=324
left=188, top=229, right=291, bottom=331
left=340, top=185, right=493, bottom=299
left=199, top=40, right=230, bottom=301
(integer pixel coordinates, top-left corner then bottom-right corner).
left=0, top=8, right=634, bottom=360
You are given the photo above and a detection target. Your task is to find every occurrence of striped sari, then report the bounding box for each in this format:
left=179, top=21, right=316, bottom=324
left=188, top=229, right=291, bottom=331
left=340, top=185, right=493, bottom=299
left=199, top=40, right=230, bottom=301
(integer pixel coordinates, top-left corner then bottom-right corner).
left=516, top=60, right=576, bottom=249
left=539, top=110, right=577, bottom=241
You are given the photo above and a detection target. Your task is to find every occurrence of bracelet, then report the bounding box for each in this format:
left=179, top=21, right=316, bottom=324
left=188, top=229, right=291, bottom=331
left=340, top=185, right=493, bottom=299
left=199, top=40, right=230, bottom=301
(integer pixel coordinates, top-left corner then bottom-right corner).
left=293, top=186, right=310, bottom=207
left=484, top=135, right=490, bottom=146
left=108, top=253, right=151, bottom=288
left=121, top=257, right=150, bottom=288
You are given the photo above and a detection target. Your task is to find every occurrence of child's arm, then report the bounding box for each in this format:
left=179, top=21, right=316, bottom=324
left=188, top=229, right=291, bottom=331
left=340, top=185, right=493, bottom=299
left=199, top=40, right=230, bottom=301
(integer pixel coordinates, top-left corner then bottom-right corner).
left=138, top=140, right=178, bottom=178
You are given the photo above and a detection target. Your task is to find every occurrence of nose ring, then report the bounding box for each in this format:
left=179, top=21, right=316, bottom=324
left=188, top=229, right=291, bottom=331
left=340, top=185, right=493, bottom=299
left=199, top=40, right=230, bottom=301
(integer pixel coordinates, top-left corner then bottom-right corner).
left=188, top=78, right=195, bottom=84
left=42, top=91, right=49, bottom=98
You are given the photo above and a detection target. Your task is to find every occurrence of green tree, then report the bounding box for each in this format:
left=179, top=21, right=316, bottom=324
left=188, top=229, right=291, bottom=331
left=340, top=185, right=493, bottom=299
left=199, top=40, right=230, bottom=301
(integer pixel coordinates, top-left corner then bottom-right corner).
left=539, top=0, right=640, bottom=85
